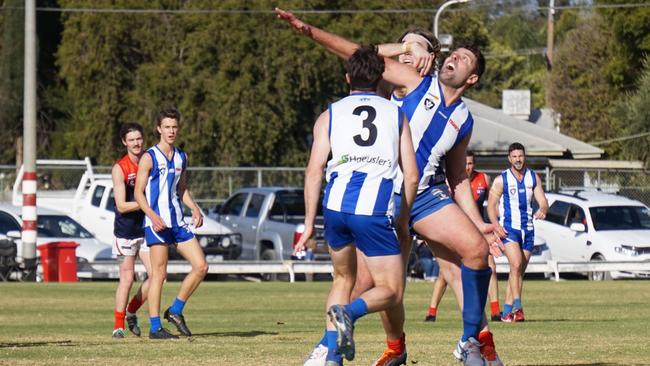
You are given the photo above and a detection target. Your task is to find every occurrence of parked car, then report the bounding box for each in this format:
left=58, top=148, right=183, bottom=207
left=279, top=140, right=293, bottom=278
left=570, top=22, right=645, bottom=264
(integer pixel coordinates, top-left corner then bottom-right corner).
left=0, top=203, right=114, bottom=279
left=494, top=235, right=553, bottom=278
left=210, top=187, right=328, bottom=261
left=65, top=178, right=242, bottom=261
left=535, top=191, right=650, bottom=280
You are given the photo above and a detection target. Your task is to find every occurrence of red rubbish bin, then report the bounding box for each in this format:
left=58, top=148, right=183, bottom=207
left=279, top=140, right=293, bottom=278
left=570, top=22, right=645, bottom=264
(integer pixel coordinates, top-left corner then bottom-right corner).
left=37, top=242, right=80, bottom=282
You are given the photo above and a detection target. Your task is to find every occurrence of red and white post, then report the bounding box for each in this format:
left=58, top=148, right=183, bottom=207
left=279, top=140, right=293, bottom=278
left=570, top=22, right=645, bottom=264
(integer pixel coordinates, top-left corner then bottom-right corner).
left=22, top=0, right=38, bottom=279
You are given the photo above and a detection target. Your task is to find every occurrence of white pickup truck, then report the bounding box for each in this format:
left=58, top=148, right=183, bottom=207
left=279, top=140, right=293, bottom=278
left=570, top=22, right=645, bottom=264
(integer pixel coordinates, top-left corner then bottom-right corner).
left=13, top=158, right=242, bottom=261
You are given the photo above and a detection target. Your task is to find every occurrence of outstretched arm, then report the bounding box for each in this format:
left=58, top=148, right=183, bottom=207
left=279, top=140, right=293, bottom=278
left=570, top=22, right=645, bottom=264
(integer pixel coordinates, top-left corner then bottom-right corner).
left=276, top=8, right=424, bottom=91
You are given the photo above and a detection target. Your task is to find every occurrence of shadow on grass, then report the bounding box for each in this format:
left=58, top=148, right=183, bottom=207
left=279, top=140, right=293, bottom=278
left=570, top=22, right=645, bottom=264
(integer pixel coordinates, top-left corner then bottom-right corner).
left=516, top=318, right=617, bottom=323
left=523, top=363, right=646, bottom=366
left=190, top=330, right=278, bottom=338
left=0, top=340, right=74, bottom=348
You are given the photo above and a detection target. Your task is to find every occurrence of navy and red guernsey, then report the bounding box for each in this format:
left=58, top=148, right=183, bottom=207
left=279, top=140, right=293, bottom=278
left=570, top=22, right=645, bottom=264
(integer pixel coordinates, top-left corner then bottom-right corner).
left=114, top=155, right=145, bottom=239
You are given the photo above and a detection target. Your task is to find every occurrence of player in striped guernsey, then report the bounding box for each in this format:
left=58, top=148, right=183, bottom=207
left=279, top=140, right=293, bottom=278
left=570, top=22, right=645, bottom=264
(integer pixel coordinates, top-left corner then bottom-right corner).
left=487, top=143, right=548, bottom=323
left=293, top=45, right=419, bottom=365
left=134, top=108, right=208, bottom=339
left=111, top=122, right=152, bottom=339
left=276, top=8, right=504, bottom=366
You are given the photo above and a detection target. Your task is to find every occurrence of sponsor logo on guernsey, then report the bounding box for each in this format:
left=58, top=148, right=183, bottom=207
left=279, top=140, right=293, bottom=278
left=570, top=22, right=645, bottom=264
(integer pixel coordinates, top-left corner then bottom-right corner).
left=127, top=173, right=136, bottom=186
left=175, top=168, right=182, bottom=173
left=448, top=118, right=459, bottom=131
left=337, top=154, right=392, bottom=168
left=424, top=98, right=436, bottom=110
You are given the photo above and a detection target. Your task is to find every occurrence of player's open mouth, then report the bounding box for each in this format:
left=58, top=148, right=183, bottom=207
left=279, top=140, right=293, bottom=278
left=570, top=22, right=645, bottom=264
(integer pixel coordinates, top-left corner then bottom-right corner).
left=445, top=63, right=455, bottom=71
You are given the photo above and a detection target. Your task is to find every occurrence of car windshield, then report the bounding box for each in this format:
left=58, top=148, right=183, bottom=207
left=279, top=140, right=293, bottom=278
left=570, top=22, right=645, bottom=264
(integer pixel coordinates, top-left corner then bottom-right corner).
left=37, top=215, right=94, bottom=238
left=589, top=206, right=650, bottom=231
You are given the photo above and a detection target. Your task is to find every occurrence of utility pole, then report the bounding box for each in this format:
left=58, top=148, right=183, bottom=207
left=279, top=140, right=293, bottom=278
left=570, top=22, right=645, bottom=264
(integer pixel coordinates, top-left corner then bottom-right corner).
left=22, top=0, right=38, bottom=280
left=546, top=0, right=555, bottom=69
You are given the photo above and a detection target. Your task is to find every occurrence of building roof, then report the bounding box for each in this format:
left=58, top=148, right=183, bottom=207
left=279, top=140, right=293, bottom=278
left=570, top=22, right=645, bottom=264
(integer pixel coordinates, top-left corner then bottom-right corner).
left=465, top=98, right=604, bottom=159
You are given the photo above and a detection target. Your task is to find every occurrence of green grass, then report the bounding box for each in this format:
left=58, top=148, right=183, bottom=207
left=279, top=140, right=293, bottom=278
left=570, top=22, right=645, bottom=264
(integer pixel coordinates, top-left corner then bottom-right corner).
left=1, top=280, right=649, bottom=365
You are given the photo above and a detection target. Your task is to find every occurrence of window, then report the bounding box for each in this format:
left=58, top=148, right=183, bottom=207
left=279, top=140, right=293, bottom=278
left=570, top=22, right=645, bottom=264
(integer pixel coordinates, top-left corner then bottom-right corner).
left=245, top=194, right=266, bottom=218
left=37, top=215, right=93, bottom=238
left=106, top=189, right=116, bottom=212
left=566, top=204, right=587, bottom=229
left=91, top=186, right=105, bottom=207
left=589, top=206, right=650, bottom=231
left=0, top=211, right=21, bottom=234
left=545, top=200, right=570, bottom=225
left=221, top=193, right=248, bottom=216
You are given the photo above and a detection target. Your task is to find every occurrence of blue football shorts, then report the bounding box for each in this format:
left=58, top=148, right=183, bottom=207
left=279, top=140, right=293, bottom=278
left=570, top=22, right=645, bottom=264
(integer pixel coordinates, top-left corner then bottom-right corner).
left=323, top=208, right=400, bottom=257
left=393, top=182, right=455, bottom=226
left=144, top=225, right=195, bottom=246
left=503, top=228, right=535, bottom=252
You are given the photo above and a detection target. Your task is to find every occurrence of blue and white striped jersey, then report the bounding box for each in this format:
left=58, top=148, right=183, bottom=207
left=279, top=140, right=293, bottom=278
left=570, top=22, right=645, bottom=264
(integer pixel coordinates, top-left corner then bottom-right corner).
left=391, top=73, right=473, bottom=194
left=323, top=93, right=402, bottom=216
left=144, top=146, right=188, bottom=229
left=499, top=168, right=537, bottom=232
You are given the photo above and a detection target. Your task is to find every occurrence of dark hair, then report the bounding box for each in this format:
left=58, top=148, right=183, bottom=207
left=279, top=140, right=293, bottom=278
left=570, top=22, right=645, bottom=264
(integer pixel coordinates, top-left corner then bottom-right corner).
left=346, top=45, right=385, bottom=91
left=457, top=44, right=485, bottom=79
left=156, top=108, right=181, bottom=126
left=119, top=122, right=143, bottom=141
left=397, top=27, right=441, bottom=54
left=508, top=142, right=525, bottom=154
left=466, top=150, right=475, bottom=158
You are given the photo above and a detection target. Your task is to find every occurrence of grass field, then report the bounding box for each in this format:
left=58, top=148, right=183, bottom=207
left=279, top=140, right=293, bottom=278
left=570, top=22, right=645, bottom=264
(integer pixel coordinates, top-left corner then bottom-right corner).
left=1, top=279, right=649, bottom=365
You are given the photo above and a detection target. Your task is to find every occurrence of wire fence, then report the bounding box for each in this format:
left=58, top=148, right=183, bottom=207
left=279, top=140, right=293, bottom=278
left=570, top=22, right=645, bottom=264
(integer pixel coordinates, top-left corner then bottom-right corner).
left=1, top=165, right=648, bottom=207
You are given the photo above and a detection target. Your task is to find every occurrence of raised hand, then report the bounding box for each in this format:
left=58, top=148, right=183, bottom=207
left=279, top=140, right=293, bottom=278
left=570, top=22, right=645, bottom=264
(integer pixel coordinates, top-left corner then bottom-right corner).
left=275, top=8, right=312, bottom=37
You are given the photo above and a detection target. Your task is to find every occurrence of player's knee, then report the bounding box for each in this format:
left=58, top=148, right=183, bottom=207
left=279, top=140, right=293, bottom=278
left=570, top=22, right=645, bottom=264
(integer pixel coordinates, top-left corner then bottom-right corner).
left=462, top=236, right=489, bottom=267
left=119, top=270, right=135, bottom=286
left=195, top=261, right=209, bottom=278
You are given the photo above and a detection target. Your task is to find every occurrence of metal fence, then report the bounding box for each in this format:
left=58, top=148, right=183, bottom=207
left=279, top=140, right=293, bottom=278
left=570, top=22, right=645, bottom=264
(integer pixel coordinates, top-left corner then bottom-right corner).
left=1, top=165, right=648, bottom=207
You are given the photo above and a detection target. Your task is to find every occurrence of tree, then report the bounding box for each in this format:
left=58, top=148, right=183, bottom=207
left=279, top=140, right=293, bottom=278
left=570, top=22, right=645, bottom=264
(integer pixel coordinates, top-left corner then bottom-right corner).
left=611, top=57, right=650, bottom=167
left=547, top=13, right=621, bottom=152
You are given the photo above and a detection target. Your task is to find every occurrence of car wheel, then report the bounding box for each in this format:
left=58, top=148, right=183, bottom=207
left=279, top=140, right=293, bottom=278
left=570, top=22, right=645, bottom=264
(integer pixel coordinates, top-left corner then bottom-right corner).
left=588, top=254, right=612, bottom=281
left=260, top=248, right=278, bottom=281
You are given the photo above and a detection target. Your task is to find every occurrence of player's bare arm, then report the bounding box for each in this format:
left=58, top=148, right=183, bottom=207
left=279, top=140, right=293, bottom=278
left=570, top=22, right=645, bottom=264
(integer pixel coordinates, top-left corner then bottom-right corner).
left=178, top=169, right=203, bottom=228
left=294, top=109, right=330, bottom=254
left=134, top=153, right=166, bottom=232
left=487, top=175, right=507, bottom=238
left=396, top=114, right=419, bottom=246
left=446, top=134, right=504, bottom=256
left=111, top=164, right=140, bottom=214
left=275, top=7, right=423, bottom=91
left=533, top=172, right=549, bottom=220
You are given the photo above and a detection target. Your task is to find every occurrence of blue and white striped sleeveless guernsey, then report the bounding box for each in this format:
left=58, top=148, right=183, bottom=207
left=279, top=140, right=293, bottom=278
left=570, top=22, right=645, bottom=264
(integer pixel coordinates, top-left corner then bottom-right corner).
left=144, top=146, right=188, bottom=229
left=323, top=93, right=402, bottom=216
left=499, top=168, right=537, bottom=232
left=391, top=73, right=473, bottom=194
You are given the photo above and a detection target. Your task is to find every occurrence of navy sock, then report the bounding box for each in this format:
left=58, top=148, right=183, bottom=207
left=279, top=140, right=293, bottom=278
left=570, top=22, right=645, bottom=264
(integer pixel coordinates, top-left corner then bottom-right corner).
left=344, top=298, right=368, bottom=323
left=461, top=264, right=491, bottom=342
left=325, top=330, right=342, bottom=363
left=170, top=297, right=186, bottom=315
left=513, top=298, right=522, bottom=310
left=149, top=316, right=161, bottom=333
left=318, top=329, right=327, bottom=346
left=503, top=303, right=513, bottom=315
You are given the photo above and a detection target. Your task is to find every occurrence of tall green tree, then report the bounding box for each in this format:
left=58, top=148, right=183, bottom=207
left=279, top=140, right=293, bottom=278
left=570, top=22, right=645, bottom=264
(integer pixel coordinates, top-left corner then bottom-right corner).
left=0, top=0, right=24, bottom=163
left=547, top=13, right=620, bottom=152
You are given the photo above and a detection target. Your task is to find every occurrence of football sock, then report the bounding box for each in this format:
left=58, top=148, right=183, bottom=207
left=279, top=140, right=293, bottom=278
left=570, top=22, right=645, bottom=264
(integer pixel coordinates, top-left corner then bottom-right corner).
left=344, top=298, right=368, bottom=323
left=318, top=329, right=327, bottom=346
left=460, top=265, right=491, bottom=342
left=169, top=297, right=186, bottom=315
left=513, top=298, right=522, bottom=310
left=114, top=310, right=125, bottom=330
left=386, top=332, right=406, bottom=354
left=478, top=330, right=495, bottom=348
left=503, top=303, right=513, bottom=315
left=427, top=307, right=437, bottom=316
left=149, top=316, right=161, bottom=333
left=325, top=330, right=342, bottom=363
left=490, top=301, right=501, bottom=316
left=127, top=295, right=144, bottom=315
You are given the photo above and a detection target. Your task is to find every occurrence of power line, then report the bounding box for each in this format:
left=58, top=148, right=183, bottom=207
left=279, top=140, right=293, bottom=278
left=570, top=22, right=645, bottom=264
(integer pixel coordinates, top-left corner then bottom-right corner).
left=590, top=131, right=650, bottom=146
left=0, top=3, right=648, bottom=15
